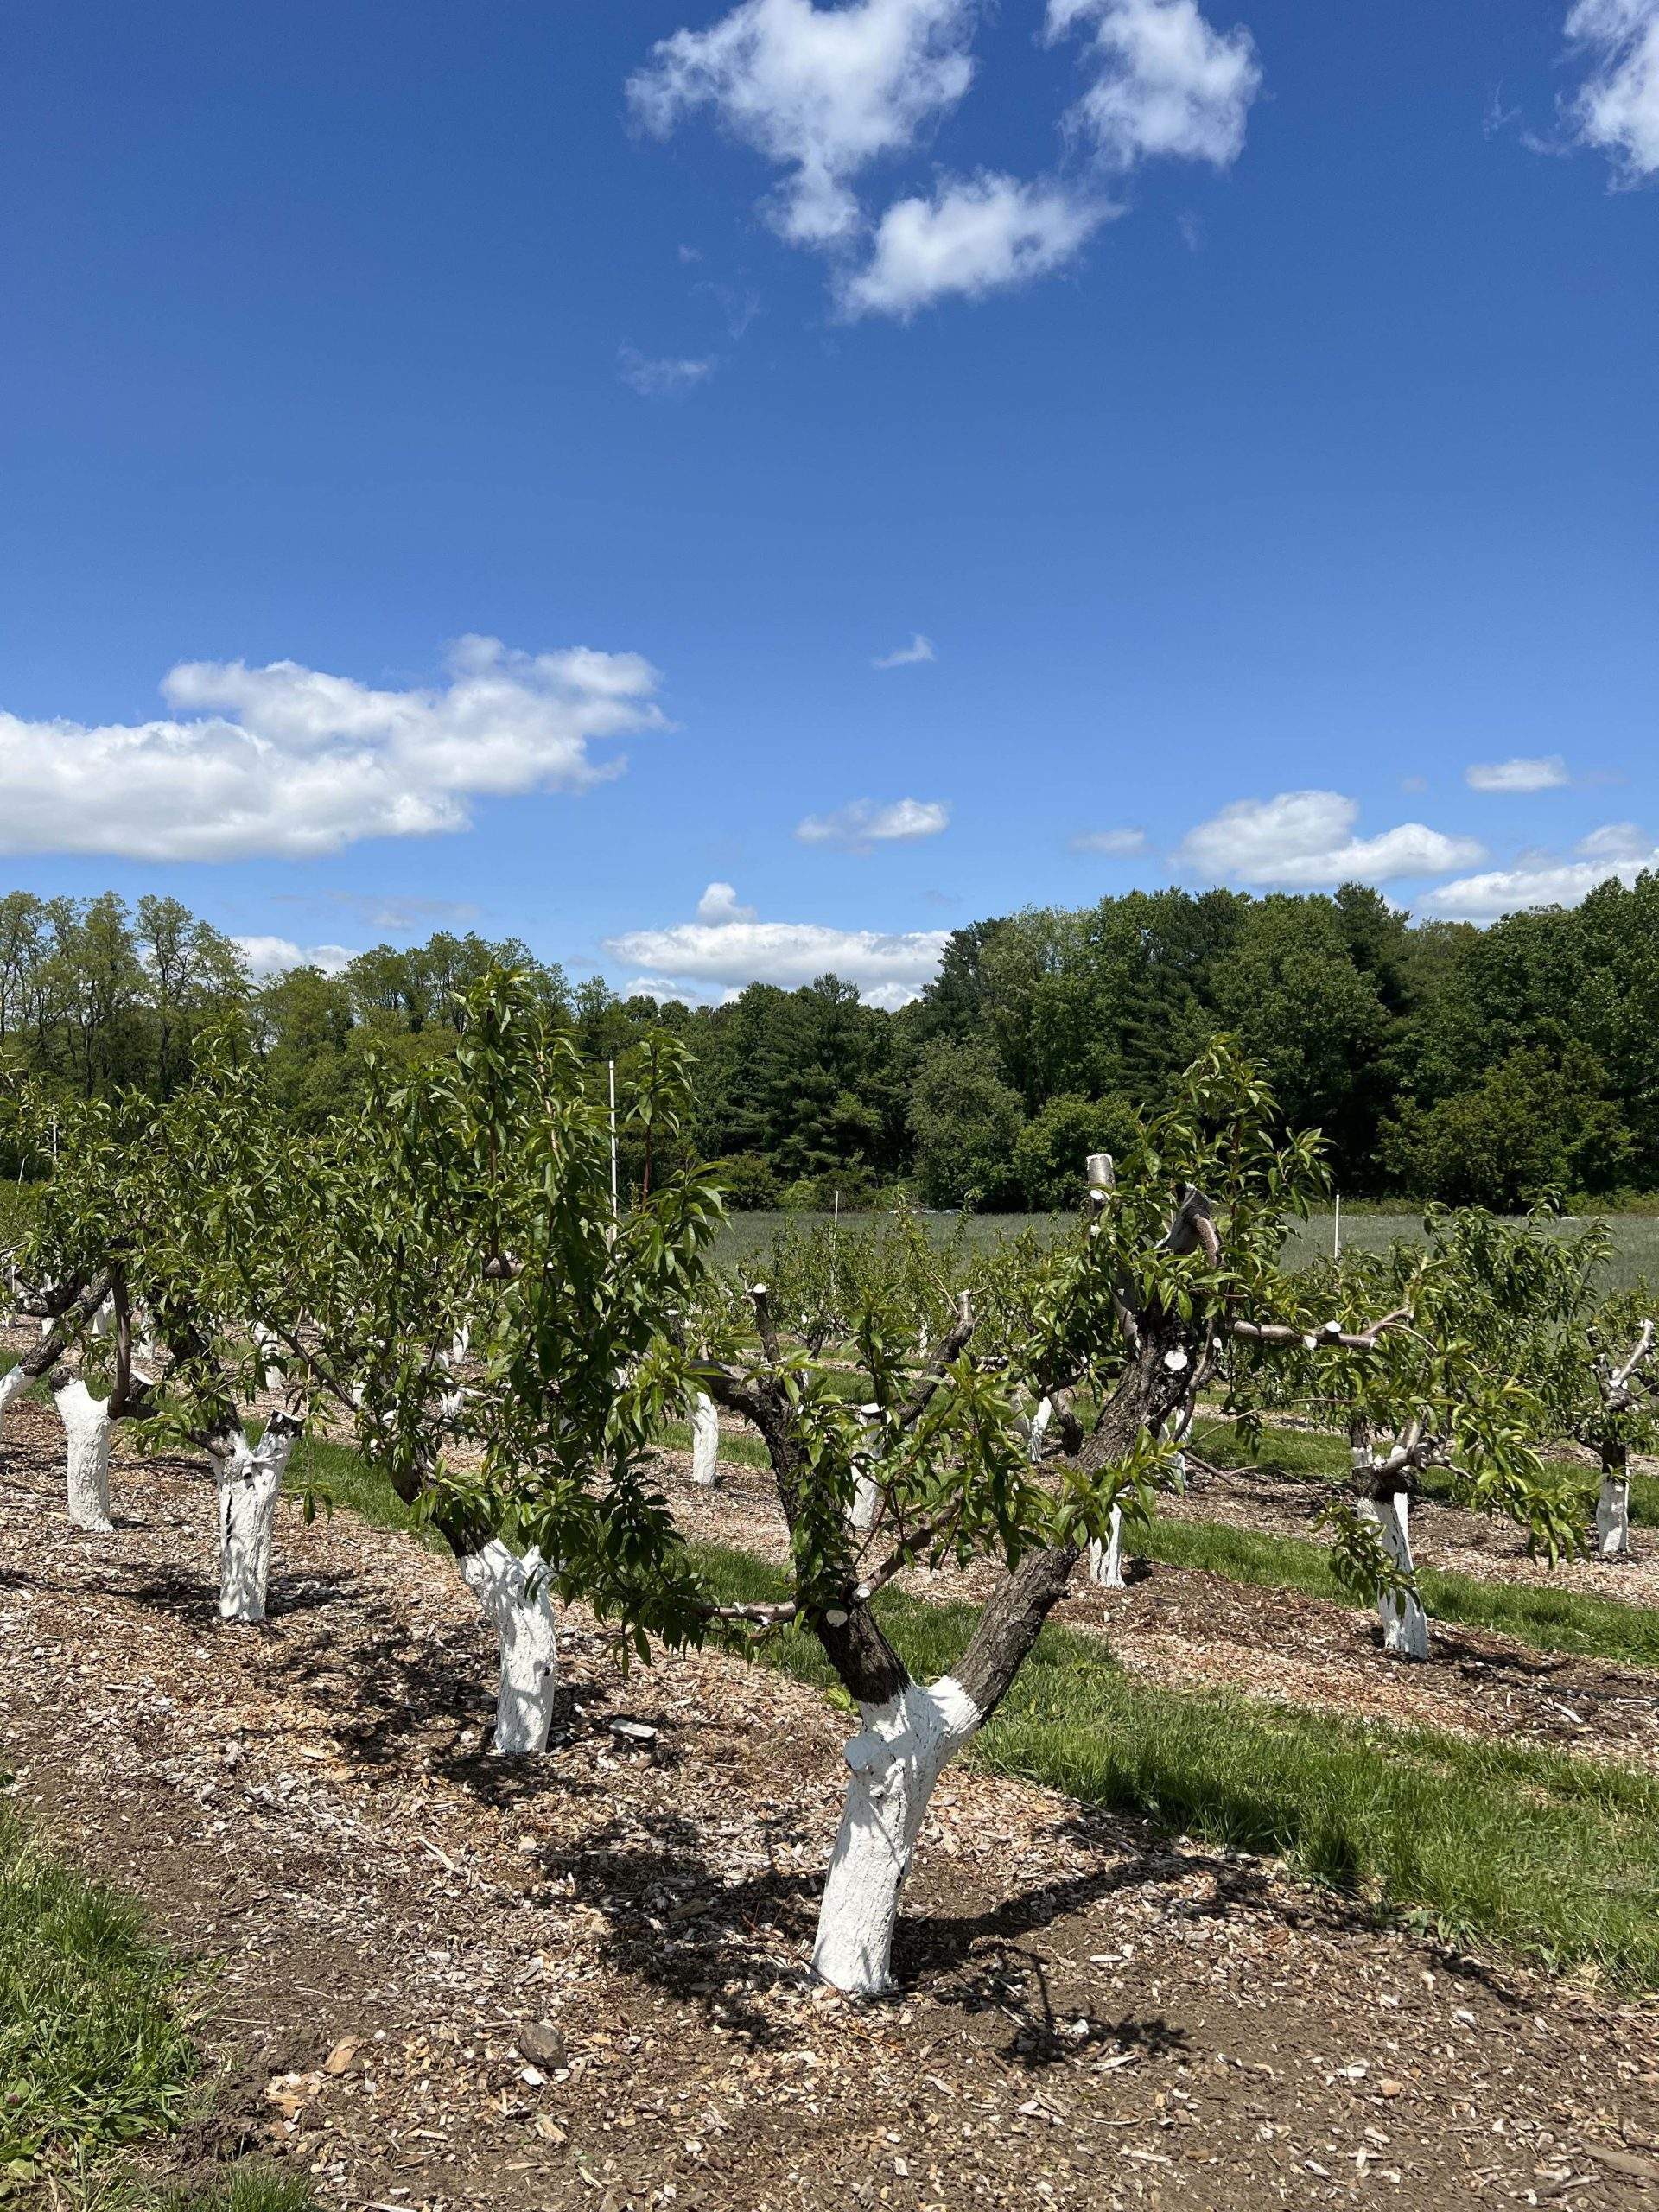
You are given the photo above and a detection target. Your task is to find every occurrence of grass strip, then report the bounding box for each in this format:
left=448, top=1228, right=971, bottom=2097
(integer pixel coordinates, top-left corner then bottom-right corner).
left=684, top=1539, right=1659, bottom=1986
left=0, top=1797, right=197, bottom=2174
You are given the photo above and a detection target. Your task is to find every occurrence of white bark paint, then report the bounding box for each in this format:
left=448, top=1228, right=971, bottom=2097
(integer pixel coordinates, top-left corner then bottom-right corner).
left=0, top=1363, right=29, bottom=1457
left=56, top=1379, right=114, bottom=1532
left=460, top=1541, right=559, bottom=1756
left=216, top=1426, right=299, bottom=1624
left=1026, top=1395, right=1053, bottom=1465
left=1597, top=1469, right=1632, bottom=1561
left=690, top=1391, right=721, bottom=1488
left=251, top=1325, right=285, bottom=1395
left=812, top=1675, right=982, bottom=1996
left=1087, top=1504, right=1125, bottom=1588
left=1360, top=1491, right=1428, bottom=1661
left=849, top=1402, right=881, bottom=1532
left=88, top=1296, right=113, bottom=1342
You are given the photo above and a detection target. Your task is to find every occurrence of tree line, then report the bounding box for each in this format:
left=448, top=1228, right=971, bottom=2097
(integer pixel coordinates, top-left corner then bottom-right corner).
left=3, top=873, right=1656, bottom=1211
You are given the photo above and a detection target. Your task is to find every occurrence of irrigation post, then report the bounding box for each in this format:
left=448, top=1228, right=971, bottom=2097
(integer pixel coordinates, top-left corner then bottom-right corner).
left=607, top=1058, right=619, bottom=1221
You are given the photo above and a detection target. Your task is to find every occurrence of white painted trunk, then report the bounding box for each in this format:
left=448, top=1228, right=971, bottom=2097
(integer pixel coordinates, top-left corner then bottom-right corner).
left=690, top=1391, right=721, bottom=1487
left=812, top=1675, right=982, bottom=1996
left=251, top=1324, right=285, bottom=1395
left=460, top=1541, right=559, bottom=1756
left=216, top=1427, right=298, bottom=1624
left=1026, top=1395, right=1052, bottom=1465
left=0, top=1363, right=28, bottom=1457
left=56, top=1379, right=114, bottom=1532
left=1087, top=1504, right=1125, bottom=1588
left=88, top=1296, right=113, bottom=1341
left=1597, top=1469, right=1632, bottom=1561
left=1361, top=1492, right=1428, bottom=1661
left=850, top=1467, right=880, bottom=1531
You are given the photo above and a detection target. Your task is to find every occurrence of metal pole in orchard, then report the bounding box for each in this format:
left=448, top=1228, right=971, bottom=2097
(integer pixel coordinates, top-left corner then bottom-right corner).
left=1332, top=1191, right=1342, bottom=1261
left=608, top=1058, right=619, bottom=1220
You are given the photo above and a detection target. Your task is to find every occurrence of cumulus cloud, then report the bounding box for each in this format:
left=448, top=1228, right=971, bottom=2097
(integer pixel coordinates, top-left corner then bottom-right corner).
left=0, top=637, right=665, bottom=862
left=1174, top=790, right=1484, bottom=889
left=618, top=347, right=718, bottom=397
left=1071, top=826, right=1147, bottom=855
left=795, top=796, right=950, bottom=849
left=696, top=880, right=759, bottom=921
left=1562, top=0, right=1659, bottom=179
left=872, top=632, right=937, bottom=668
left=627, top=0, right=978, bottom=246
left=1465, top=754, right=1570, bottom=792
left=1046, top=0, right=1262, bottom=171
left=234, top=936, right=358, bottom=982
left=838, top=172, right=1111, bottom=315
left=606, top=881, right=948, bottom=1005
left=1424, top=823, right=1659, bottom=918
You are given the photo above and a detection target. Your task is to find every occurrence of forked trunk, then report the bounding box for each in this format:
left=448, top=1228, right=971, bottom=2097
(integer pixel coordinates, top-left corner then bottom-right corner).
left=460, top=1540, right=560, bottom=1755
left=1360, top=1491, right=1427, bottom=1660
left=812, top=1675, right=982, bottom=1997
left=1597, top=1448, right=1632, bottom=1561
left=215, top=1422, right=300, bottom=1624
left=690, top=1391, right=721, bottom=1487
left=1086, top=1503, right=1125, bottom=1588
left=54, top=1376, right=114, bottom=1532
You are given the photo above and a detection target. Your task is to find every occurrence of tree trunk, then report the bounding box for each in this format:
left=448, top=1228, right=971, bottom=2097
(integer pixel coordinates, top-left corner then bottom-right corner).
left=1026, top=1395, right=1052, bottom=1465
left=460, top=1540, right=559, bottom=1755
left=690, top=1391, right=721, bottom=1487
left=0, top=1363, right=28, bottom=1456
left=811, top=1675, right=982, bottom=1996
left=1360, top=1491, right=1427, bottom=1660
left=1597, top=1447, right=1632, bottom=1561
left=54, top=1376, right=114, bottom=1532
left=1087, top=1503, right=1125, bottom=1587
left=215, top=1424, right=299, bottom=1624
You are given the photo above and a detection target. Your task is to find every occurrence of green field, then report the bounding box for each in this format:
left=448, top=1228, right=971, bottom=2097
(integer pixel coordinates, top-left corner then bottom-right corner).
left=715, top=1209, right=1659, bottom=1294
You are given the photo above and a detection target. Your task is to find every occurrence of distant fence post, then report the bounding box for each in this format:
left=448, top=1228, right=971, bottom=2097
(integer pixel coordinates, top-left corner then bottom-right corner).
left=1333, top=1191, right=1342, bottom=1261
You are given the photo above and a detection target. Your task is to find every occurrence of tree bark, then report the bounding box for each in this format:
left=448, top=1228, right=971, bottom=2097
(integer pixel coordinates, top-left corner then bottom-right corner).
left=54, top=1375, right=114, bottom=1532
left=1597, top=1445, right=1632, bottom=1562
left=213, top=1419, right=300, bottom=1624
left=1360, top=1491, right=1428, bottom=1660
left=0, top=1363, right=28, bottom=1455
left=460, top=1540, right=560, bottom=1755
left=1087, top=1504, right=1125, bottom=1588
left=690, top=1391, right=721, bottom=1487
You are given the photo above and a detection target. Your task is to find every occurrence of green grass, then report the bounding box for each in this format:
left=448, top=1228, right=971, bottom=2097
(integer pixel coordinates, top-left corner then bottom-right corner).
left=0, top=1799, right=197, bottom=2174
left=685, top=1541, right=1659, bottom=1985
left=283, top=1429, right=448, bottom=1552
left=158, top=2173, right=319, bottom=2212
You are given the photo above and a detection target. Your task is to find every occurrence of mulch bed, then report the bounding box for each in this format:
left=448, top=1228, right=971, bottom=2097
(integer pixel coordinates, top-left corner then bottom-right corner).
left=4, top=1398, right=1659, bottom=2211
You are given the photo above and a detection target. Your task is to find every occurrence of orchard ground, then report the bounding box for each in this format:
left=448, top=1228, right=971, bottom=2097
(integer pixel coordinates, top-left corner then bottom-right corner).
left=716, top=1212, right=1659, bottom=1297
left=6, top=1330, right=1659, bottom=2209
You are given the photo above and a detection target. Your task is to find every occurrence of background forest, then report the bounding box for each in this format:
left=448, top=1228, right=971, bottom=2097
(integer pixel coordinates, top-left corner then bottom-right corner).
left=2, top=877, right=1654, bottom=1213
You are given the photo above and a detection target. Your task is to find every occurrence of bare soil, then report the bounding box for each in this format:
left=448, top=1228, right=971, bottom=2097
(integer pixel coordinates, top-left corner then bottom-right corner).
left=4, top=1400, right=1659, bottom=2211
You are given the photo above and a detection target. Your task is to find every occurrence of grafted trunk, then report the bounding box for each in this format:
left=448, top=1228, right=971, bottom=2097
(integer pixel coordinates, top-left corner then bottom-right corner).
left=214, top=1422, right=299, bottom=1624
left=812, top=1675, right=982, bottom=1997
left=1360, top=1491, right=1427, bottom=1661
left=690, top=1391, right=721, bottom=1487
left=1087, top=1503, right=1125, bottom=1588
left=54, top=1376, right=114, bottom=1532
left=460, top=1540, right=559, bottom=1755
left=1597, top=1448, right=1632, bottom=1561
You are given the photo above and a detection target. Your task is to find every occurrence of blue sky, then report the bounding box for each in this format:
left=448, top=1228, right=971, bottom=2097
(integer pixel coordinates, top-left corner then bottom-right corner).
left=2, top=0, right=1655, bottom=1003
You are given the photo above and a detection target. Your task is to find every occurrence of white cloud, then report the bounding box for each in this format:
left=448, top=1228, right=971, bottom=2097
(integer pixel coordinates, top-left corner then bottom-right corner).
left=618, top=347, right=718, bottom=397
left=0, top=637, right=665, bottom=861
left=1071, top=826, right=1147, bottom=855
left=872, top=632, right=937, bottom=668
left=1175, top=790, right=1484, bottom=889
left=696, top=880, right=759, bottom=921
left=795, top=796, right=950, bottom=849
left=1424, top=822, right=1659, bottom=918
left=606, top=883, right=948, bottom=1004
left=1465, top=754, right=1570, bottom=792
left=1046, top=0, right=1262, bottom=171
left=235, top=936, right=358, bottom=983
left=1563, top=0, right=1659, bottom=179
left=627, top=0, right=978, bottom=247
left=839, top=172, right=1110, bottom=315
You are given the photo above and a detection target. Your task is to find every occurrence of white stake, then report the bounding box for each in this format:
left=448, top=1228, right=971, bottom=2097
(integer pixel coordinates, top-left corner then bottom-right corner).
left=1332, top=1191, right=1342, bottom=1261
left=608, top=1058, right=619, bottom=1220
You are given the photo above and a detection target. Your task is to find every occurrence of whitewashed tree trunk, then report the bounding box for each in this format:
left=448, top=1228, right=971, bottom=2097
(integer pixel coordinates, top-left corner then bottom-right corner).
left=215, top=1426, right=299, bottom=1624
left=1087, top=1504, right=1125, bottom=1588
left=0, top=1363, right=28, bottom=1457
left=849, top=1402, right=881, bottom=1532
left=54, top=1377, right=114, bottom=1532
left=690, top=1391, right=721, bottom=1487
left=1597, top=1462, right=1632, bottom=1561
left=460, top=1541, right=559, bottom=1756
left=1026, top=1395, right=1053, bottom=1465
left=1360, top=1491, right=1428, bottom=1660
left=251, top=1324, right=285, bottom=1395
left=88, top=1296, right=114, bottom=1342
left=812, top=1675, right=982, bottom=1996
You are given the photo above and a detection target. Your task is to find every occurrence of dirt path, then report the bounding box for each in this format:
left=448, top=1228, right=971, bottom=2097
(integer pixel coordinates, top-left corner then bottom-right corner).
left=657, top=1448, right=1659, bottom=1773
left=5, top=1402, right=1659, bottom=2211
